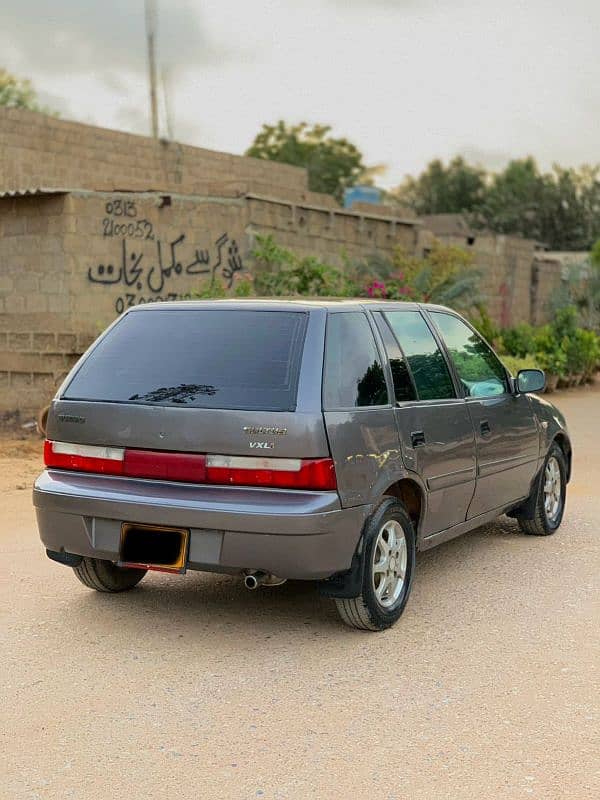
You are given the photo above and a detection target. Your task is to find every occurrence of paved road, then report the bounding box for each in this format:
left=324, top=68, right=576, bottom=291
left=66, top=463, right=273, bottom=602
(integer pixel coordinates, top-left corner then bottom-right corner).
left=2, top=387, right=599, bottom=799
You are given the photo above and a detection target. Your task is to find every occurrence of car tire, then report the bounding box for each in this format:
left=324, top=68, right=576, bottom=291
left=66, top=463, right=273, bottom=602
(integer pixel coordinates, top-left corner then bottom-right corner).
left=335, top=498, right=416, bottom=631
left=517, top=443, right=567, bottom=536
left=73, top=557, right=147, bottom=592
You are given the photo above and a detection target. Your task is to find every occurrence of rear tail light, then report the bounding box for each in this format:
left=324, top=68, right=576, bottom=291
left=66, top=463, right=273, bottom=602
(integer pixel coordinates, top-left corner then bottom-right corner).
left=205, top=455, right=337, bottom=490
left=44, top=441, right=336, bottom=491
left=44, top=440, right=125, bottom=475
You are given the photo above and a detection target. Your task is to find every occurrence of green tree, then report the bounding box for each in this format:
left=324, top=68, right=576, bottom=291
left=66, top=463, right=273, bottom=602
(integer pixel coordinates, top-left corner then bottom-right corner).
left=0, top=69, right=45, bottom=111
left=392, top=157, right=487, bottom=215
left=474, top=157, right=545, bottom=238
left=251, top=234, right=356, bottom=296
left=591, top=239, right=600, bottom=269
left=395, top=155, right=600, bottom=250
left=245, top=121, right=374, bottom=200
left=473, top=159, right=600, bottom=250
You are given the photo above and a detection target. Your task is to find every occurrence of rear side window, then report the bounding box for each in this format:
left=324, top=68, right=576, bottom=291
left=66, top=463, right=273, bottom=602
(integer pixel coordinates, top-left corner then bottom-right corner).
left=385, top=311, right=455, bottom=401
left=372, top=312, right=416, bottom=403
left=63, top=309, right=308, bottom=411
left=323, top=312, right=388, bottom=409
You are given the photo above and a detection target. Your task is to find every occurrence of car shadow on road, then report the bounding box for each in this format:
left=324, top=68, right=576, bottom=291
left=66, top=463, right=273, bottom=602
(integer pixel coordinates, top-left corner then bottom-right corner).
left=55, top=515, right=526, bottom=645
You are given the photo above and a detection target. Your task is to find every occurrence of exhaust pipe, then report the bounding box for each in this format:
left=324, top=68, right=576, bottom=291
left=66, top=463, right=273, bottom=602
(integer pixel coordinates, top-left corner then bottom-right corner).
left=244, top=571, right=265, bottom=590
left=244, top=571, right=286, bottom=590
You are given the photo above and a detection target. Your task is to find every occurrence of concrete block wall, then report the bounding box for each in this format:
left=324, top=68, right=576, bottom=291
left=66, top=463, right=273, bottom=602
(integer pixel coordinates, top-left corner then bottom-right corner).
left=64, top=192, right=250, bottom=331
left=0, top=111, right=568, bottom=419
left=482, top=236, right=538, bottom=327
left=531, top=257, right=565, bottom=326
left=430, top=232, right=549, bottom=327
left=0, top=191, right=561, bottom=419
left=0, top=193, right=93, bottom=416
left=0, top=108, right=308, bottom=198
left=0, top=187, right=420, bottom=417
left=0, top=194, right=71, bottom=326
left=0, top=110, right=426, bottom=416
left=246, top=197, right=418, bottom=267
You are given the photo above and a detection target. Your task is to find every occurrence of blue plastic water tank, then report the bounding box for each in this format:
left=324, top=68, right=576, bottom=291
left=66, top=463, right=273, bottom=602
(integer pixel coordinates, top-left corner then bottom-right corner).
left=343, top=185, right=382, bottom=209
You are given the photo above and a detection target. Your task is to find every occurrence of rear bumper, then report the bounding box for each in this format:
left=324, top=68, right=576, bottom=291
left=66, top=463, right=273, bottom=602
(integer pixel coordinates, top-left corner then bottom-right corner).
left=33, top=470, right=370, bottom=580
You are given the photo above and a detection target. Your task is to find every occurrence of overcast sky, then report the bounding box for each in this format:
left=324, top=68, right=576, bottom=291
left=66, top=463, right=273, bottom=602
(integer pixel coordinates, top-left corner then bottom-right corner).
left=2, top=0, right=599, bottom=187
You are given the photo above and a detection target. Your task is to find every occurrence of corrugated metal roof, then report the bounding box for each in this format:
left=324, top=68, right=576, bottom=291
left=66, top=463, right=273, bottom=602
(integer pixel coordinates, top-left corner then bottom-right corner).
left=0, top=187, right=70, bottom=198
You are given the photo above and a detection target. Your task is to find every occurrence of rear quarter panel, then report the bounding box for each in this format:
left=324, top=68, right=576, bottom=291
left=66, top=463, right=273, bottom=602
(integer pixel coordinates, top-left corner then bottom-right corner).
left=323, top=408, right=410, bottom=508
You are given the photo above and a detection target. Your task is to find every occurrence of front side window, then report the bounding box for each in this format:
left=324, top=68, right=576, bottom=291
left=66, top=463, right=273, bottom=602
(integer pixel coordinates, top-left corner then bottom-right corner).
left=385, top=311, right=455, bottom=401
left=323, top=312, right=388, bottom=409
left=430, top=312, right=508, bottom=398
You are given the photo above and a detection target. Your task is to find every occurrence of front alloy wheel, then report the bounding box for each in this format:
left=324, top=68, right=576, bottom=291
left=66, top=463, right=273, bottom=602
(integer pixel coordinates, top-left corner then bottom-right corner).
left=543, top=455, right=563, bottom=526
left=517, top=442, right=567, bottom=536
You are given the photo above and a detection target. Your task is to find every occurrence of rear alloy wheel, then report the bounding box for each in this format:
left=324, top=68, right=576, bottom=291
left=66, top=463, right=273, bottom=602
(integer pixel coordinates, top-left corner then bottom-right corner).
left=372, top=520, right=408, bottom=608
left=517, top=443, right=567, bottom=536
left=73, top=557, right=147, bottom=592
left=335, top=499, right=416, bottom=631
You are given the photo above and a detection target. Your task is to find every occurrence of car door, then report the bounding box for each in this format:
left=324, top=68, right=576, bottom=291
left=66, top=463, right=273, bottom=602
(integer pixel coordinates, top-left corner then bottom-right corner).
left=375, top=310, right=477, bottom=537
left=427, top=310, right=540, bottom=518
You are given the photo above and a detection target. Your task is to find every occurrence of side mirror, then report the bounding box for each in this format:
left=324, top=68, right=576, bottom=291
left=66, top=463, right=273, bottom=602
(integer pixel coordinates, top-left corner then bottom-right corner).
left=516, top=368, right=546, bottom=394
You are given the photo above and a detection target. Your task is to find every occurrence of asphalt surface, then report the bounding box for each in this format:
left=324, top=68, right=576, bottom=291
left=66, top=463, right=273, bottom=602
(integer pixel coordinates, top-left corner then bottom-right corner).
left=1, top=386, right=599, bottom=799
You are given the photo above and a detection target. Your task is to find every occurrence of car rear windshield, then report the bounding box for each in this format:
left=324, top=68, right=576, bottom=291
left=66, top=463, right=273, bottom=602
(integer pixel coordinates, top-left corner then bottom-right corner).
left=63, top=309, right=308, bottom=411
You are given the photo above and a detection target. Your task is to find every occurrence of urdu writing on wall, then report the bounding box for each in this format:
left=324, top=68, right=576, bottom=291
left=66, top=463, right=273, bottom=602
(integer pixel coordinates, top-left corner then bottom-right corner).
left=87, top=199, right=245, bottom=313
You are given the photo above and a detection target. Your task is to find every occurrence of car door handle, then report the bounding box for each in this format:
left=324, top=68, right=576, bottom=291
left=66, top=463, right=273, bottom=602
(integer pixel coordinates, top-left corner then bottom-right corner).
left=480, top=419, right=491, bottom=437
left=411, top=430, right=426, bottom=447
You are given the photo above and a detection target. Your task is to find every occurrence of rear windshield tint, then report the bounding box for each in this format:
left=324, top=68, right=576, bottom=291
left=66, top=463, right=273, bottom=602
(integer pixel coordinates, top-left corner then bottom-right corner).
left=63, top=309, right=308, bottom=411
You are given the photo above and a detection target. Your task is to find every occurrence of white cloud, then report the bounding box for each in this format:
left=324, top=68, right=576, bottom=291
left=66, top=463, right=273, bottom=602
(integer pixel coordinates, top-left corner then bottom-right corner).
left=1, top=0, right=599, bottom=184
left=0, top=0, right=226, bottom=75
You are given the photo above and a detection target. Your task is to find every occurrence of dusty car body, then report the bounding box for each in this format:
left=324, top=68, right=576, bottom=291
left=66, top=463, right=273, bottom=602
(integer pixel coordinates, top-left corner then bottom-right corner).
left=34, top=300, right=571, bottom=629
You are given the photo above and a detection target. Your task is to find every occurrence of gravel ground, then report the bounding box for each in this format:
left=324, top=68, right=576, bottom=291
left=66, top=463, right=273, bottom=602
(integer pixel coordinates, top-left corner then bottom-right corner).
left=1, top=386, right=599, bottom=800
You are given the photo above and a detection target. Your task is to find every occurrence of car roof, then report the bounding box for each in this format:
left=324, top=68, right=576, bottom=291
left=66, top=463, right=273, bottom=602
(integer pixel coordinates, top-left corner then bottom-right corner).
left=126, top=298, right=454, bottom=314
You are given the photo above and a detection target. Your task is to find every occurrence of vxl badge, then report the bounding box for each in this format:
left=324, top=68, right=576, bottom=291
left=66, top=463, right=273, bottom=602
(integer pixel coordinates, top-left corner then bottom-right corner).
left=243, top=425, right=287, bottom=451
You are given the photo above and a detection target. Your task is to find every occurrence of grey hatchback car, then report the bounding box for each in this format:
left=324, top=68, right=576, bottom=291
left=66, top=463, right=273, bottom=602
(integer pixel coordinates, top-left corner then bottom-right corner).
left=34, top=300, right=571, bottom=630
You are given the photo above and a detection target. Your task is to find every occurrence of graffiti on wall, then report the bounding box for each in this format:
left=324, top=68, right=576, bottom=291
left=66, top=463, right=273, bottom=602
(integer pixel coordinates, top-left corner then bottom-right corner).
left=87, top=200, right=244, bottom=313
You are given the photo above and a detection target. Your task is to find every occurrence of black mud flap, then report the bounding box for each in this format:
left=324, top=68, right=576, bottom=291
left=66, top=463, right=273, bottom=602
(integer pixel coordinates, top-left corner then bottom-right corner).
left=46, top=549, right=83, bottom=567
left=318, top=552, right=365, bottom=599
left=506, top=467, right=542, bottom=521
